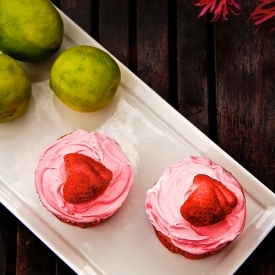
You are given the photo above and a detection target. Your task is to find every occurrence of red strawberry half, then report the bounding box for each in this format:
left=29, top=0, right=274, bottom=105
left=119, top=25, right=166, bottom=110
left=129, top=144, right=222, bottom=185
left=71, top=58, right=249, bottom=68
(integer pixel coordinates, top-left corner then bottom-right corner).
left=180, top=174, right=237, bottom=227
left=63, top=153, right=113, bottom=204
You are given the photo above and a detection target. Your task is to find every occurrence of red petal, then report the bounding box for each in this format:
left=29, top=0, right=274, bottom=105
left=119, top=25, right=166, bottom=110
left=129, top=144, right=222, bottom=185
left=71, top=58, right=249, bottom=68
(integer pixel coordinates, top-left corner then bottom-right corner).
left=250, top=0, right=275, bottom=33
left=193, top=0, right=242, bottom=21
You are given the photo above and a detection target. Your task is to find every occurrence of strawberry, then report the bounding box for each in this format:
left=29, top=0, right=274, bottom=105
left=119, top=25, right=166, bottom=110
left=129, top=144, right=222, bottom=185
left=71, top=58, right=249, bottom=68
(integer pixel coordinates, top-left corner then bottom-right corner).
left=180, top=174, right=237, bottom=227
left=63, top=153, right=113, bottom=204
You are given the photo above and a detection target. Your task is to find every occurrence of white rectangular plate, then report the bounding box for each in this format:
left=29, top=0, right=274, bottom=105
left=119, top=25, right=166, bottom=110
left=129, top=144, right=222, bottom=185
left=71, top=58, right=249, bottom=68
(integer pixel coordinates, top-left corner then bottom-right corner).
left=1, top=9, right=275, bottom=275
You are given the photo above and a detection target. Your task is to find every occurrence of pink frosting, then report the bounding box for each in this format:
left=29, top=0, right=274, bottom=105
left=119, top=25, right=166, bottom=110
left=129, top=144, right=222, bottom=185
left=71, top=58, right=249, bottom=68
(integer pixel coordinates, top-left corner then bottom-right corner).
left=35, top=130, right=134, bottom=223
left=145, top=156, right=246, bottom=255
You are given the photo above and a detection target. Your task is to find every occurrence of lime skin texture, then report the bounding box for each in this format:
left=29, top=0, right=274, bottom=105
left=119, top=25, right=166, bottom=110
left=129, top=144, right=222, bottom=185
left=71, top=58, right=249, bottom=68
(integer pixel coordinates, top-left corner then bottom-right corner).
left=0, top=54, right=32, bottom=123
left=0, top=0, right=64, bottom=62
left=50, top=45, right=121, bottom=112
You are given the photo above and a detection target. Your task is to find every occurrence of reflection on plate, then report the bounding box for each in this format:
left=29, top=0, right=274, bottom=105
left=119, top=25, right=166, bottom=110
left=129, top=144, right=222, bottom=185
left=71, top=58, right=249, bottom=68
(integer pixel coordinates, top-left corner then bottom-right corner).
left=0, top=8, right=275, bottom=275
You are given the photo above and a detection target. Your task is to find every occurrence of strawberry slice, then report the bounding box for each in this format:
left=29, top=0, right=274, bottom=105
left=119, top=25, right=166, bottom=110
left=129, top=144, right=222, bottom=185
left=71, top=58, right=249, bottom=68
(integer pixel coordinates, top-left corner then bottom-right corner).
left=211, top=178, right=237, bottom=208
left=63, top=153, right=113, bottom=204
left=194, top=174, right=237, bottom=210
left=180, top=174, right=237, bottom=227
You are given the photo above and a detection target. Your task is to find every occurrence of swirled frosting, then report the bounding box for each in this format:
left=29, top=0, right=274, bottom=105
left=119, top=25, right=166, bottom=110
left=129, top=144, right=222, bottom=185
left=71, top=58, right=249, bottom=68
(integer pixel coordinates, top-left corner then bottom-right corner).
left=145, top=156, right=246, bottom=255
left=35, top=130, right=134, bottom=223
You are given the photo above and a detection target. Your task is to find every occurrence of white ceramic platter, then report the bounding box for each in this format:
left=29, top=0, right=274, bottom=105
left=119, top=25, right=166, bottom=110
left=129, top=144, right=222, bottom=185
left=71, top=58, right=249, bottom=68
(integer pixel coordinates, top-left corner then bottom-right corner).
left=1, top=9, right=275, bottom=275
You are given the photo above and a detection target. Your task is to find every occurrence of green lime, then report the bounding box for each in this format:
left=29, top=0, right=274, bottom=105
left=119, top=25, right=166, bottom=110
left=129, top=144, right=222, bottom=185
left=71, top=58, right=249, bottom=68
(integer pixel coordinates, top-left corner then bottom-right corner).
left=0, top=54, right=32, bottom=123
left=0, top=0, right=64, bottom=62
left=50, top=45, right=121, bottom=112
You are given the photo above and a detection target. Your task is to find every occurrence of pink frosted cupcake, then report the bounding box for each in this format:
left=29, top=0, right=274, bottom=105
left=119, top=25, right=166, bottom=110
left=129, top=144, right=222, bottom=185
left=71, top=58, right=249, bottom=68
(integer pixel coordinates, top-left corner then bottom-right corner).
left=145, top=156, right=246, bottom=259
left=35, top=130, right=134, bottom=228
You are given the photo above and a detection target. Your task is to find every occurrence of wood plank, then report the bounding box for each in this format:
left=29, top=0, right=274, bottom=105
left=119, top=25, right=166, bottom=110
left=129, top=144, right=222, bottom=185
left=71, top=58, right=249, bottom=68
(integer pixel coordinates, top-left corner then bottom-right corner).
left=214, top=0, right=275, bottom=273
left=177, top=1, right=211, bottom=136
left=98, top=0, right=129, bottom=67
left=0, top=204, right=9, bottom=274
left=215, top=7, right=275, bottom=186
left=59, top=0, right=92, bottom=35
left=55, top=257, right=77, bottom=275
left=136, top=0, right=170, bottom=102
left=16, top=222, right=54, bottom=275
left=0, top=204, right=17, bottom=275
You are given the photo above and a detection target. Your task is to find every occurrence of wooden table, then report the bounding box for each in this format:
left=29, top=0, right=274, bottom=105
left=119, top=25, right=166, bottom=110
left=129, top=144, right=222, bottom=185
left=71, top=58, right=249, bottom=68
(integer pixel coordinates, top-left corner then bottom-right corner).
left=1, top=0, right=275, bottom=274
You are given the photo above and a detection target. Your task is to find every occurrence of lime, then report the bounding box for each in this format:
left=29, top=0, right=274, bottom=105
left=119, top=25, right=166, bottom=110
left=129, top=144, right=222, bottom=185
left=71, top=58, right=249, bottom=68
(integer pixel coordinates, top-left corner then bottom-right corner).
left=50, top=45, right=121, bottom=112
left=0, top=0, right=64, bottom=62
left=0, top=54, right=32, bottom=123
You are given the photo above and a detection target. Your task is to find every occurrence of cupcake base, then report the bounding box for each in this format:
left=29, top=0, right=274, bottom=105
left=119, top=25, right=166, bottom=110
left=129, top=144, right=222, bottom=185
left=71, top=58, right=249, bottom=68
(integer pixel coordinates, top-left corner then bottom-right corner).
left=56, top=215, right=108, bottom=229
left=153, top=227, right=226, bottom=259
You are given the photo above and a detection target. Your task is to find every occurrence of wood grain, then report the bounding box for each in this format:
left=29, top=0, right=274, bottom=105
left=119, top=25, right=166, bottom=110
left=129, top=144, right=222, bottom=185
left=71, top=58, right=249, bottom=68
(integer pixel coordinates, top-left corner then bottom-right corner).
left=176, top=0, right=211, bottom=136
left=16, top=222, right=54, bottom=275
left=60, top=0, right=92, bottom=35
left=136, top=0, right=171, bottom=102
left=0, top=204, right=8, bottom=274
left=99, top=0, right=129, bottom=67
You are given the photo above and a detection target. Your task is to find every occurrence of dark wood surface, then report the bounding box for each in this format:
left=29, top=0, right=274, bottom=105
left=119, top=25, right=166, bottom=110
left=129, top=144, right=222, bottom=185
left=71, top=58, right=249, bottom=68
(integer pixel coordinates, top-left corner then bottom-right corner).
left=1, top=0, right=275, bottom=274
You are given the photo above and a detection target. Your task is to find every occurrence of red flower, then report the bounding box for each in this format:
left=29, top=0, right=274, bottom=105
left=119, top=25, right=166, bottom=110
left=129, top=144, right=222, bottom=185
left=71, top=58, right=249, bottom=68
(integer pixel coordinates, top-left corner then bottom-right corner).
left=250, top=0, right=275, bottom=32
left=193, top=0, right=242, bottom=21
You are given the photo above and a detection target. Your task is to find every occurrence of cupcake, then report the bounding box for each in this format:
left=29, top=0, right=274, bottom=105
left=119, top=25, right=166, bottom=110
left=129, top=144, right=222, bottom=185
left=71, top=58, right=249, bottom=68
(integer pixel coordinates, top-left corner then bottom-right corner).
left=145, top=156, right=246, bottom=259
left=35, top=130, right=134, bottom=228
